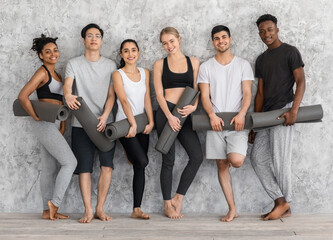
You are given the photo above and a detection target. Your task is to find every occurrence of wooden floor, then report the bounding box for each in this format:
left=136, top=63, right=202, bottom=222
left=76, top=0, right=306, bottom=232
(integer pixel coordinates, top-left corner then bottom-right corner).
left=0, top=213, right=332, bottom=240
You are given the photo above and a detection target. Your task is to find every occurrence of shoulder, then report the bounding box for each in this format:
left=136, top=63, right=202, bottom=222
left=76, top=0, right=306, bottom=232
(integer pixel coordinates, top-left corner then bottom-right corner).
left=101, top=56, right=116, bottom=66
left=200, top=57, right=214, bottom=69
left=141, top=67, right=150, bottom=75
left=189, top=56, right=200, bottom=68
left=68, top=55, right=84, bottom=64
left=35, top=66, right=48, bottom=78
left=153, top=59, right=164, bottom=69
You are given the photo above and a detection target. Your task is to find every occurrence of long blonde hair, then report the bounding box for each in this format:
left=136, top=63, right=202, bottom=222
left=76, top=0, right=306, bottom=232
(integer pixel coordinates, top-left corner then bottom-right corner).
left=159, top=27, right=180, bottom=42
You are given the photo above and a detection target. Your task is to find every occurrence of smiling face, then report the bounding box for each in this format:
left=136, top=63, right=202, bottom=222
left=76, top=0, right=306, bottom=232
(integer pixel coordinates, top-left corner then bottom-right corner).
left=258, top=20, right=280, bottom=48
left=120, top=42, right=140, bottom=65
left=39, top=43, right=59, bottom=64
left=83, top=27, right=103, bottom=51
left=212, top=30, right=232, bottom=53
left=161, top=33, right=181, bottom=55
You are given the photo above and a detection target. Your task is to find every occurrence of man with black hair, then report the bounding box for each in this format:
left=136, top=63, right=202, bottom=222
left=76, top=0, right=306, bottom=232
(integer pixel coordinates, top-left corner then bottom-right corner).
left=64, top=23, right=117, bottom=223
left=198, top=25, right=253, bottom=222
left=249, top=14, right=305, bottom=220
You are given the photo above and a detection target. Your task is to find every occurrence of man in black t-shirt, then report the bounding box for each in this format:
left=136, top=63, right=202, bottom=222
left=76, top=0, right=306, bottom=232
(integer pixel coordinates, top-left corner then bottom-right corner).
left=249, top=14, right=305, bottom=221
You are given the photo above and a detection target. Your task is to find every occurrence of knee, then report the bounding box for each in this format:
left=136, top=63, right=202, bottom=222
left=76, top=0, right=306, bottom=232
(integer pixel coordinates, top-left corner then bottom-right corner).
left=162, top=155, right=175, bottom=168
left=135, top=156, right=149, bottom=169
left=228, top=154, right=245, bottom=168
left=101, top=166, right=113, bottom=174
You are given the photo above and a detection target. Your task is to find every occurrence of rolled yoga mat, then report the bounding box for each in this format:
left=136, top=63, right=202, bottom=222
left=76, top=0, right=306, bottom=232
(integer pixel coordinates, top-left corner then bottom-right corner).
left=251, top=104, right=323, bottom=131
left=13, top=99, right=69, bottom=122
left=68, top=97, right=115, bottom=152
left=105, top=113, right=149, bottom=140
left=192, top=104, right=323, bottom=131
left=192, top=112, right=253, bottom=131
left=155, top=86, right=200, bottom=154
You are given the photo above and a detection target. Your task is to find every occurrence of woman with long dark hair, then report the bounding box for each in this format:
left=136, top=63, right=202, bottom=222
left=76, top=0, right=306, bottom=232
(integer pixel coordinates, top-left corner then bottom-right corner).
left=18, top=34, right=77, bottom=220
left=112, top=39, right=154, bottom=219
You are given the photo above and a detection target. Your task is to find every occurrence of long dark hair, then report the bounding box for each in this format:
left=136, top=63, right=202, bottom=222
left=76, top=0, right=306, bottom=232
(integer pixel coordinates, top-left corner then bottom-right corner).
left=119, top=39, right=139, bottom=69
left=31, top=34, right=58, bottom=61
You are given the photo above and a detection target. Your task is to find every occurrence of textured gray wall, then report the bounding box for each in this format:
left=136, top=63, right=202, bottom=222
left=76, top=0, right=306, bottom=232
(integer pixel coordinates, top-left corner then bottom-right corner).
left=1, top=0, right=332, bottom=214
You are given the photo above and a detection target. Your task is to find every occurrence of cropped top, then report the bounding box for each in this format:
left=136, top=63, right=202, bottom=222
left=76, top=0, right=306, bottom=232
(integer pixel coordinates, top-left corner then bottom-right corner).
left=36, top=65, right=63, bottom=101
left=162, top=56, right=193, bottom=89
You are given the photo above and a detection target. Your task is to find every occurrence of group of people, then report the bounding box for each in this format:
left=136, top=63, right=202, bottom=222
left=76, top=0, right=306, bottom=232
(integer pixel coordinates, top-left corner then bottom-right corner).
left=17, top=13, right=305, bottom=223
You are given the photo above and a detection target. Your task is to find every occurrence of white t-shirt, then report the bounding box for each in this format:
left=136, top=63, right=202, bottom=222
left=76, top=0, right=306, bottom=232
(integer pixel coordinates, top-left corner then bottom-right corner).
left=197, top=56, right=254, bottom=112
left=65, top=55, right=117, bottom=127
left=115, top=67, right=146, bottom=121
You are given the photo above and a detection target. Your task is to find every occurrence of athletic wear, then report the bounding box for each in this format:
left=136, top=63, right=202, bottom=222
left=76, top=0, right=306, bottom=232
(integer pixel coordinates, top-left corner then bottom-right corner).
left=119, top=134, right=149, bottom=208
left=156, top=101, right=203, bottom=200
left=30, top=119, right=77, bottom=210
left=206, top=130, right=249, bottom=159
left=251, top=102, right=294, bottom=202
left=255, top=43, right=304, bottom=111
left=36, top=65, right=63, bottom=101
left=197, top=56, right=254, bottom=112
left=115, top=68, right=146, bottom=121
left=198, top=56, right=254, bottom=158
left=65, top=55, right=117, bottom=128
left=162, top=56, right=193, bottom=89
left=72, top=127, right=115, bottom=173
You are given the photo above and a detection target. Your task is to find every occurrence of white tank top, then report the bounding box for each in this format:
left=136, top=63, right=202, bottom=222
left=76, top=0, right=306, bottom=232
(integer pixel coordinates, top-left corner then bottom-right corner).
left=115, top=67, right=146, bottom=121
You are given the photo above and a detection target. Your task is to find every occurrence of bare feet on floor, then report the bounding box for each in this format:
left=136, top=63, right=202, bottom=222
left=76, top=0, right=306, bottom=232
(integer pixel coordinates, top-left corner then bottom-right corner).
left=94, top=210, right=112, bottom=222
left=42, top=206, right=69, bottom=220
left=164, top=202, right=182, bottom=219
left=264, top=200, right=290, bottom=221
left=171, top=195, right=184, bottom=218
left=281, top=208, right=292, bottom=218
left=79, top=208, right=94, bottom=223
left=221, top=209, right=238, bottom=222
left=131, top=208, right=150, bottom=220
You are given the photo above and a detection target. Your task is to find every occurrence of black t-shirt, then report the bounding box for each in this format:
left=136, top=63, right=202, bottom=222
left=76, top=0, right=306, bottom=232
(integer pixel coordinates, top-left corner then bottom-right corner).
left=255, top=43, right=304, bottom=111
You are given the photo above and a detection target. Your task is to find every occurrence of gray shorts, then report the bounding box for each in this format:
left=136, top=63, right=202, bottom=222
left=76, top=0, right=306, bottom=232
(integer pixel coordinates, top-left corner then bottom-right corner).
left=206, top=130, right=249, bottom=159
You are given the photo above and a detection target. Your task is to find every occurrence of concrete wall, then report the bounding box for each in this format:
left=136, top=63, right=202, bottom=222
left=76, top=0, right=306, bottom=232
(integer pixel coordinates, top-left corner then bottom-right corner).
left=1, top=0, right=332, bottom=214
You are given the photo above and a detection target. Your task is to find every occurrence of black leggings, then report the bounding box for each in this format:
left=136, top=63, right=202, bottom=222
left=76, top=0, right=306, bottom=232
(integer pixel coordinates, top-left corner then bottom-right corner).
left=155, top=101, right=203, bottom=200
left=119, top=133, right=149, bottom=208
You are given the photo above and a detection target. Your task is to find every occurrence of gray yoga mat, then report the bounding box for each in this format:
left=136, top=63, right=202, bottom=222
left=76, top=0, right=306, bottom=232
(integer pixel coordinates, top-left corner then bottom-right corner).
left=155, top=87, right=200, bottom=154
left=251, top=104, right=323, bottom=131
left=192, top=112, right=253, bottom=131
left=13, top=99, right=69, bottom=122
left=192, top=104, right=323, bottom=131
left=68, top=97, right=115, bottom=152
left=105, top=113, right=149, bottom=140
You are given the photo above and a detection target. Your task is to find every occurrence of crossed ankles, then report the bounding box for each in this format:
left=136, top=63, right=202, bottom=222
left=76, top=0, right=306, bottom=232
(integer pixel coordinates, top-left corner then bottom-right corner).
left=41, top=201, right=69, bottom=221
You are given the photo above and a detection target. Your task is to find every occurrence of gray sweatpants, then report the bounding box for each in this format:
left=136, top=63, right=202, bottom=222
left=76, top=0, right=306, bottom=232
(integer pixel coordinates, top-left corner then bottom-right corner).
left=250, top=104, right=294, bottom=203
left=30, top=120, right=77, bottom=210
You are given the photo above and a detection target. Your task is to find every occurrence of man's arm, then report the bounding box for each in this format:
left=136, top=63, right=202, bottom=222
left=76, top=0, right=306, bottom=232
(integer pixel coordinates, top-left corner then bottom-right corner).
left=97, top=84, right=115, bottom=132
left=199, top=83, right=224, bottom=131
left=278, top=67, right=305, bottom=125
left=230, top=80, right=252, bottom=131
left=63, top=77, right=80, bottom=110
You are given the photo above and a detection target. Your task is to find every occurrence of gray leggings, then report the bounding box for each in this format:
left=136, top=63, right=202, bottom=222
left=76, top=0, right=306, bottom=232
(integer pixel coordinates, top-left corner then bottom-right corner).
left=30, top=120, right=77, bottom=210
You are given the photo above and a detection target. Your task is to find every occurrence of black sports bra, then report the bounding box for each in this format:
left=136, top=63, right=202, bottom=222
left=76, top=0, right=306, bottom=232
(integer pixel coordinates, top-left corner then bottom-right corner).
left=162, top=56, right=193, bottom=89
left=36, top=65, right=63, bottom=101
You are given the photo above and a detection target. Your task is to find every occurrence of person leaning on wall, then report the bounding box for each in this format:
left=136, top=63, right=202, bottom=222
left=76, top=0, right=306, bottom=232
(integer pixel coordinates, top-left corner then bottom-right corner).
left=112, top=39, right=154, bottom=220
left=18, top=34, right=77, bottom=220
left=63, top=23, right=117, bottom=224
left=153, top=27, right=204, bottom=219
left=249, top=14, right=306, bottom=220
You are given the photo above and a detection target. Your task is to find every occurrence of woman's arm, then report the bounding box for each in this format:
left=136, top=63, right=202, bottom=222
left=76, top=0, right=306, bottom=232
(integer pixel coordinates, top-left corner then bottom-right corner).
left=143, top=69, right=154, bottom=134
left=153, top=60, right=181, bottom=132
left=113, top=71, right=137, bottom=137
left=18, top=68, right=48, bottom=121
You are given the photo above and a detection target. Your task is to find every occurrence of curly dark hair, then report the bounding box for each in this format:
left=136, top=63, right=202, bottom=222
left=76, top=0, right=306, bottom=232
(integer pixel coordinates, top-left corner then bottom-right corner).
left=256, top=14, right=278, bottom=27
left=31, top=34, right=58, bottom=61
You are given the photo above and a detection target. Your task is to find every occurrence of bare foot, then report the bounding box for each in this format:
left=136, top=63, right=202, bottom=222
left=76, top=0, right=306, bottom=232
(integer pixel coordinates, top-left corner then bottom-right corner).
left=281, top=208, right=292, bottom=218
left=42, top=210, right=50, bottom=219
left=171, top=195, right=184, bottom=218
left=79, top=208, right=94, bottom=223
left=48, top=201, right=59, bottom=220
left=261, top=212, right=269, bottom=219
left=221, top=209, right=238, bottom=222
left=55, top=212, right=69, bottom=219
left=264, top=202, right=290, bottom=221
left=131, top=208, right=150, bottom=220
left=94, top=210, right=112, bottom=222
left=164, top=202, right=182, bottom=219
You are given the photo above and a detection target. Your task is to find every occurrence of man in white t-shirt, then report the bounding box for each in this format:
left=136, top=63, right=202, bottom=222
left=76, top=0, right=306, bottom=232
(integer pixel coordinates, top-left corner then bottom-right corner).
left=64, top=23, right=116, bottom=224
left=198, top=25, right=254, bottom=222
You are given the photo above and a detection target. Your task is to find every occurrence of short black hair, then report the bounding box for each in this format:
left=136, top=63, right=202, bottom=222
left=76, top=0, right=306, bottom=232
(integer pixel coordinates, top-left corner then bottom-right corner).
left=256, top=14, right=278, bottom=27
left=211, top=25, right=231, bottom=40
left=31, top=34, right=58, bottom=61
left=81, top=23, right=104, bottom=38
